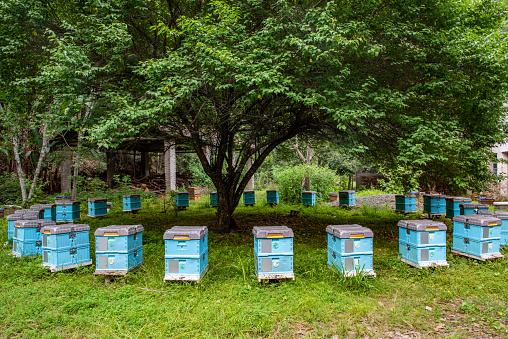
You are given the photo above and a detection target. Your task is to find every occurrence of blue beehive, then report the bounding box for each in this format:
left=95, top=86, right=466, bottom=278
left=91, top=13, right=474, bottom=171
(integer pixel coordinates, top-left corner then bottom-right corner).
left=163, top=226, right=209, bottom=282
left=12, top=220, right=56, bottom=257
left=87, top=198, right=107, bottom=218
left=210, top=191, right=218, bottom=207
left=339, top=190, right=355, bottom=207
left=175, top=192, right=190, bottom=208
left=302, top=191, right=316, bottom=206
left=397, top=219, right=448, bottom=268
left=123, top=194, right=141, bottom=212
left=423, top=194, right=446, bottom=216
left=7, top=211, right=27, bottom=241
left=39, top=204, right=56, bottom=221
left=446, top=197, right=471, bottom=218
left=243, top=190, right=256, bottom=206
left=395, top=195, right=416, bottom=213
left=460, top=203, right=489, bottom=215
left=477, top=211, right=508, bottom=246
left=56, top=201, right=80, bottom=222
left=29, top=205, right=45, bottom=219
left=326, top=224, right=376, bottom=276
left=266, top=190, right=279, bottom=205
left=253, top=226, right=294, bottom=282
left=452, top=215, right=503, bottom=260
left=94, top=224, right=144, bottom=275
left=40, top=223, right=92, bottom=272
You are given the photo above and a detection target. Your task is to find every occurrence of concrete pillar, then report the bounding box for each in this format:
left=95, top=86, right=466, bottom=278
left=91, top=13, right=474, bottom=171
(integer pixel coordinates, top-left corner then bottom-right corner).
left=60, top=147, right=72, bottom=193
left=247, top=158, right=255, bottom=189
left=164, top=141, right=176, bottom=191
left=106, top=151, right=115, bottom=188
left=141, top=152, right=150, bottom=177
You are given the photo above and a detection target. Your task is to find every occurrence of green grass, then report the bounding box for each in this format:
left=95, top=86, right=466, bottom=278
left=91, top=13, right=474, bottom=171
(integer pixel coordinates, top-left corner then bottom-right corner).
left=1, top=197, right=508, bottom=338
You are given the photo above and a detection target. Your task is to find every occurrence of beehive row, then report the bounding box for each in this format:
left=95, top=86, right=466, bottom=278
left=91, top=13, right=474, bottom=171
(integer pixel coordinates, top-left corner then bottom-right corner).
left=395, top=193, right=488, bottom=218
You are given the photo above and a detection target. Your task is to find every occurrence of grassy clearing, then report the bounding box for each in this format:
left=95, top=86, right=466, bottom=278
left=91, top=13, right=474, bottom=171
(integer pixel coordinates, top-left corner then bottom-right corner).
left=1, top=196, right=508, bottom=338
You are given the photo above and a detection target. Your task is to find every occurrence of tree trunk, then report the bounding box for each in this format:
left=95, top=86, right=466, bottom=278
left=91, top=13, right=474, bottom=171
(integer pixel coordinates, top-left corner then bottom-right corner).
left=12, top=131, right=27, bottom=202
left=216, top=189, right=240, bottom=233
left=292, top=136, right=314, bottom=190
left=27, top=123, right=49, bottom=200
left=71, top=142, right=80, bottom=200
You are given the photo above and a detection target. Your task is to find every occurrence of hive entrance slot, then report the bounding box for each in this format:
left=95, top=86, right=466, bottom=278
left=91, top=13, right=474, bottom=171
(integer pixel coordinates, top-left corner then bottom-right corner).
left=349, top=233, right=365, bottom=239
left=173, top=235, right=190, bottom=240
left=267, top=233, right=283, bottom=239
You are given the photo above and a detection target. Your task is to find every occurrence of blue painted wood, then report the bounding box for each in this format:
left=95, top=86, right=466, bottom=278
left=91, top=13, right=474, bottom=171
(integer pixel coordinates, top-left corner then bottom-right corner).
left=88, top=198, right=107, bottom=217
left=445, top=197, right=471, bottom=218
left=253, top=226, right=294, bottom=277
left=452, top=235, right=500, bottom=257
left=266, top=190, right=279, bottom=204
left=397, top=220, right=448, bottom=266
left=210, top=192, right=218, bottom=207
left=302, top=191, right=316, bottom=206
left=56, top=202, right=81, bottom=222
left=339, top=190, right=355, bottom=206
left=395, top=195, right=416, bottom=212
left=175, top=192, right=190, bottom=207
left=123, top=195, right=141, bottom=212
left=243, top=190, right=256, bottom=206
left=326, top=225, right=374, bottom=274
left=423, top=194, right=446, bottom=215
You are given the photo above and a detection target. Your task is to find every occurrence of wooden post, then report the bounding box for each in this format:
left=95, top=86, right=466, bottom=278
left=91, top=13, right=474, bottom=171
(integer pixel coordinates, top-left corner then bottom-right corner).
left=61, top=147, right=72, bottom=193
left=106, top=151, right=115, bottom=188
left=164, top=141, right=176, bottom=192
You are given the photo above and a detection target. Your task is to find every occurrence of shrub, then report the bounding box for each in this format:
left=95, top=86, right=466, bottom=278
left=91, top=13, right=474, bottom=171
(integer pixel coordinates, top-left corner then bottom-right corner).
left=272, top=164, right=339, bottom=204
left=0, top=172, right=22, bottom=205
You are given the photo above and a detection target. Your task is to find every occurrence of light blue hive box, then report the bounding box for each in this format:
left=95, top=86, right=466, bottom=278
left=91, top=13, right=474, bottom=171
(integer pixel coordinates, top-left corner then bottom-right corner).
left=423, top=194, right=446, bottom=216
left=302, top=191, right=316, bottom=206
left=175, top=192, right=190, bottom=208
left=243, top=190, right=256, bottom=206
left=266, top=190, right=279, bottom=205
left=29, top=205, right=45, bottom=219
left=12, top=219, right=56, bottom=257
left=477, top=210, right=508, bottom=246
left=327, top=224, right=376, bottom=276
left=87, top=198, right=108, bottom=218
left=210, top=192, right=218, bottom=207
left=56, top=201, right=81, bottom=222
left=123, top=194, right=141, bottom=213
left=6, top=211, right=28, bottom=241
left=41, top=223, right=92, bottom=272
left=253, top=226, right=295, bottom=282
left=94, top=224, right=144, bottom=275
left=397, top=219, right=449, bottom=269
left=163, top=226, right=209, bottom=282
left=445, top=197, right=471, bottom=218
left=338, top=190, right=355, bottom=207
left=452, top=215, right=503, bottom=261
left=460, top=203, right=489, bottom=216
left=395, top=194, right=416, bottom=213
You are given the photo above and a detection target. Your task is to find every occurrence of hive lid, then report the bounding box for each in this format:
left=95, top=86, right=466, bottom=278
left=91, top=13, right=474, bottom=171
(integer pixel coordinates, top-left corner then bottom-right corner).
left=326, top=225, right=374, bottom=238
left=461, top=203, right=488, bottom=209
left=163, top=226, right=208, bottom=240
left=397, top=219, right=447, bottom=231
left=452, top=215, right=501, bottom=226
left=7, top=214, right=24, bottom=220
left=445, top=197, right=468, bottom=202
left=123, top=194, right=140, bottom=198
left=252, top=226, right=294, bottom=238
left=266, top=190, right=279, bottom=193
left=494, top=212, right=508, bottom=220
left=41, top=223, right=90, bottom=234
left=423, top=194, right=446, bottom=199
left=243, top=190, right=255, bottom=194
left=29, top=204, right=43, bottom=210
left=55, top=201, right=80, bottom=205
left=302, top=191, right=316, bottom=194
left=88, top=198, right=107, bottom=203
left=40, top=204, right=56, bottom=209
left=94, top=224, right=144, bottom=236
left=14, top=220, right=39, bottom=228
left=22, top=212, right=40, bottom=220
left=177, top=191, right=189, bottom=195
left=339, top=190, right=355, bottom=194
left=395, top=194, right=416, bottom=198
left=210, top=191, right=217, bottom=194
left=37, top=220, right=56, bottom=227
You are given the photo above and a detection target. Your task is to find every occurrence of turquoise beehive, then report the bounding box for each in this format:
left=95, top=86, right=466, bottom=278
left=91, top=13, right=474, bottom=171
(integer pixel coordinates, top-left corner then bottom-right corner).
left=12, top=219, right=56, bottom=257
left=243, top=190, right=255, bottom=206
left=163, top=226, right=209, bottom=282
left=395, top=195, right=416, bottom=213
left=327, top=224, right=376, bottom=276
left=423, top=194, right=446, bottom=216
left=302, top=191, right=316, bottom=206
left=175, top=192, right=190, bottom=208
left=56, top=201, right=80, bottom=222
left=6, top=211, right=27, bottom=241
left=266, top=190, right=279, bottom=205
left=123, top=194, right=141, bottom=213
left=477, top=211, right=508, bottom=246
left=460, top=203, right=488, bottom=215
left=87, top=198, right=107, bottom=218
left=40, top=223, right=92, bottom=272
left=452, top=215, right=503, bottom=261
left=210, top=191, right=218, bottom=207
left=253, top=226, right=294, bottom=282
left=445, top=197, right=471, bottom=218
left=397, top=219, right=448, bottom=268
left=94, top=224, right=144, bottom=275
left=339, top=190, right=355, bottom=207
